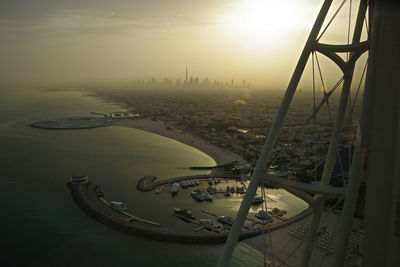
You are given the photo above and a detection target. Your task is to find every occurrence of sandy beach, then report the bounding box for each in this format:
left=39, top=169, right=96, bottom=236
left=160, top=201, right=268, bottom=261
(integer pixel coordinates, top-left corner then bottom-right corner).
left=115, top=119, right=247, bottom=166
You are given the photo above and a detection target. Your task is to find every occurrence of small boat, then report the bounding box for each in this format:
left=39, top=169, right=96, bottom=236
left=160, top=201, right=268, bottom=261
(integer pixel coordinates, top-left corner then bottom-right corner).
left=252, top=196, right=264, bottom=205
left=255, top=210, right=273, bottom=222
left=207, top=186, right=214, bottom=194
left=217, top=215, right=234, bottom=226
left=191, top=189, right=205, bottom=201
left=199, top=219, right=223, bottom=231
left=278, top=210, right=287, bottom=216
left=181, top=180, right=189, bottom=188
left=272, top=207, right=280, bottom=213
left=194, top=179, right=200, bottom=185
left=238, top=187, right=245, bottom=194
left=110, top=201, right=128, bottom=211
left=203, top=192, right=213, bottom=201
left=170, top=183, right=180, bottom=195
left=224, top=187, right=231, bottom=197
left=95, top=185, right=104, bottom=197
left=208, top=178, right=213, bottom=185
left=174, top=208, right=195, bottom=220
left=154, top=185, right=163, bottom=194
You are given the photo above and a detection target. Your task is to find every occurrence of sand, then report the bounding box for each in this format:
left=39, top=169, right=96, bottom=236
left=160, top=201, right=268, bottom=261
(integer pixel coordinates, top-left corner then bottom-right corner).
left=115, top=119, right=246, bottom=166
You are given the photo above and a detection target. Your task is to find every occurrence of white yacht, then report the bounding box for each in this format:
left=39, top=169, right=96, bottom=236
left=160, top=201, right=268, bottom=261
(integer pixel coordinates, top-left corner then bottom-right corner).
left=170, top=183, right=180, bottom=195
left=191, top=189, right=204, bottom=201
left=110, top=201, right=128, bottom=211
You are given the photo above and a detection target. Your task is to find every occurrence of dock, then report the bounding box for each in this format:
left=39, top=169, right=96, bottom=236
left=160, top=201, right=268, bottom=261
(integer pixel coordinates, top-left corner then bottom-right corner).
left=137, top=174, right=242, bottom=192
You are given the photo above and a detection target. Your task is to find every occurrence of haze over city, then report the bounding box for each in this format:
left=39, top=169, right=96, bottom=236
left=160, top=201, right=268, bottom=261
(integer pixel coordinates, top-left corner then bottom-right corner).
left=1, top=0, right=367, bottom=89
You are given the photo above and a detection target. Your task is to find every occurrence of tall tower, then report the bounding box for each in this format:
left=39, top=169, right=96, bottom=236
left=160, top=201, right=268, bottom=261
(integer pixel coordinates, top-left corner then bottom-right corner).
left=217, top=0, right=399, bottom=266
left=185, top=65, right=188, bottom=82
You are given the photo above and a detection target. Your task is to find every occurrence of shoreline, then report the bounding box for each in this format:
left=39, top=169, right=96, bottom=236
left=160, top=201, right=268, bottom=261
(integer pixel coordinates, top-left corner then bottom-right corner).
left=114, top=119, right=247, bottom=166
left=89, top=91, right=247, bottom=166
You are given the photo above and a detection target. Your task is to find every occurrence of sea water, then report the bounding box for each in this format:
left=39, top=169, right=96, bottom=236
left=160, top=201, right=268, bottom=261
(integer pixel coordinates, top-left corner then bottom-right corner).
left=0, top=88, right=305, bottom=266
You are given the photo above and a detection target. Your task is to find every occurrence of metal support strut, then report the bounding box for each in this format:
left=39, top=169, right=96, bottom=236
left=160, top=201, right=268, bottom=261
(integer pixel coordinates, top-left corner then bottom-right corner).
left=217, top=1, right=333, bottom=266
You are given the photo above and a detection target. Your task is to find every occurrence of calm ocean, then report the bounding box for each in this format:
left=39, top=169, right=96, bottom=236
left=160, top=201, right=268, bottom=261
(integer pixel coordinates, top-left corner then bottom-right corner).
left=0, top=88, right=305, bottom=266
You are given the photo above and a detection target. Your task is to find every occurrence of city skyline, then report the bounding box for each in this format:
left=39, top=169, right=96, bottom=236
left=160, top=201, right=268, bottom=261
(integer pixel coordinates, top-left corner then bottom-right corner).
left=130, top=65, right=250, bottom=89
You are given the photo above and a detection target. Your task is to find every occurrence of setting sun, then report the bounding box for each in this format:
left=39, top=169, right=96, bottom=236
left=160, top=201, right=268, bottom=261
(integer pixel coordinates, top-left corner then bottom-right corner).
left=217, top=0, right=309, bottom=49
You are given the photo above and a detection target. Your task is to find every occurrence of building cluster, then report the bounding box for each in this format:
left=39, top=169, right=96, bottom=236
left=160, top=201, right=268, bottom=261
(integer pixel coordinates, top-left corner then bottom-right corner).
left=97, top=88, right=360, bottom=181
left=130, top=66, right=250, bottom=90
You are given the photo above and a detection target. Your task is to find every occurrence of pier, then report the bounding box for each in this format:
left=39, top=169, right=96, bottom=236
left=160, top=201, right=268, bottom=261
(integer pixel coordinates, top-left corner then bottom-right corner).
left=136, top=174, right=242, bottom=192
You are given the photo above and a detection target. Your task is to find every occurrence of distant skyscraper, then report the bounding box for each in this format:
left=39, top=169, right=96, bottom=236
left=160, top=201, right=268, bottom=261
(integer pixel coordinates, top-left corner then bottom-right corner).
left=186, top=65, right=188, bottom=82
left=242, top=80, right=246, bottom=88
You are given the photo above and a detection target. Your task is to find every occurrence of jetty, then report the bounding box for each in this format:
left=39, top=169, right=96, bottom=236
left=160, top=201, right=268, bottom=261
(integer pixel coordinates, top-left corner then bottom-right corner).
left=137, top=174, right=242, bottom=192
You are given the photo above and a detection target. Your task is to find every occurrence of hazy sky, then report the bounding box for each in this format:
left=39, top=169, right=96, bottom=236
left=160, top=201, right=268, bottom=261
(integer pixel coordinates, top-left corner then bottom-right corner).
left=0, top=0, right=368, bottom=89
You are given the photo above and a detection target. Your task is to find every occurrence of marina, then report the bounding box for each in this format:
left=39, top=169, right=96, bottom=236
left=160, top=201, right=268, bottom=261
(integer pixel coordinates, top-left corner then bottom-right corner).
left=66, top=176, right=312, bottom=244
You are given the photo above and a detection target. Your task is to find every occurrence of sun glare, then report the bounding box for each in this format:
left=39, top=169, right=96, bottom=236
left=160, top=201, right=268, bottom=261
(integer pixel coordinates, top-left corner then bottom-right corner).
left=218, top=0, right=306, bottom=49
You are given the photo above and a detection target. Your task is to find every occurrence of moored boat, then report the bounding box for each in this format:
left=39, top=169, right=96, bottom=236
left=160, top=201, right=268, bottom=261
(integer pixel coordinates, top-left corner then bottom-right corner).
left=110, top=201, right=128, bottom=211
left=191, top=189, right=205, bottom=201
left=255, top=210, right=273, bottom=222
left=207, top=186, right=214, bottom=194
left=181, top=180, right=188, bottom=188
left=199, top=219, right=223, bottom=231
left=225, top=186, right=231, bottom=197
left=278, top=209, right=287, bottom=216
left=252, top=196, right=264, bottom=205
left=203, top=191, right=213, bottom=201
left=170, top=183, right=180, bottom=194
left=217, top=215, right=234, bottom=226
left=174, top=208, right=195, bottom=220
left=272, top=207, right=280, bottom=213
